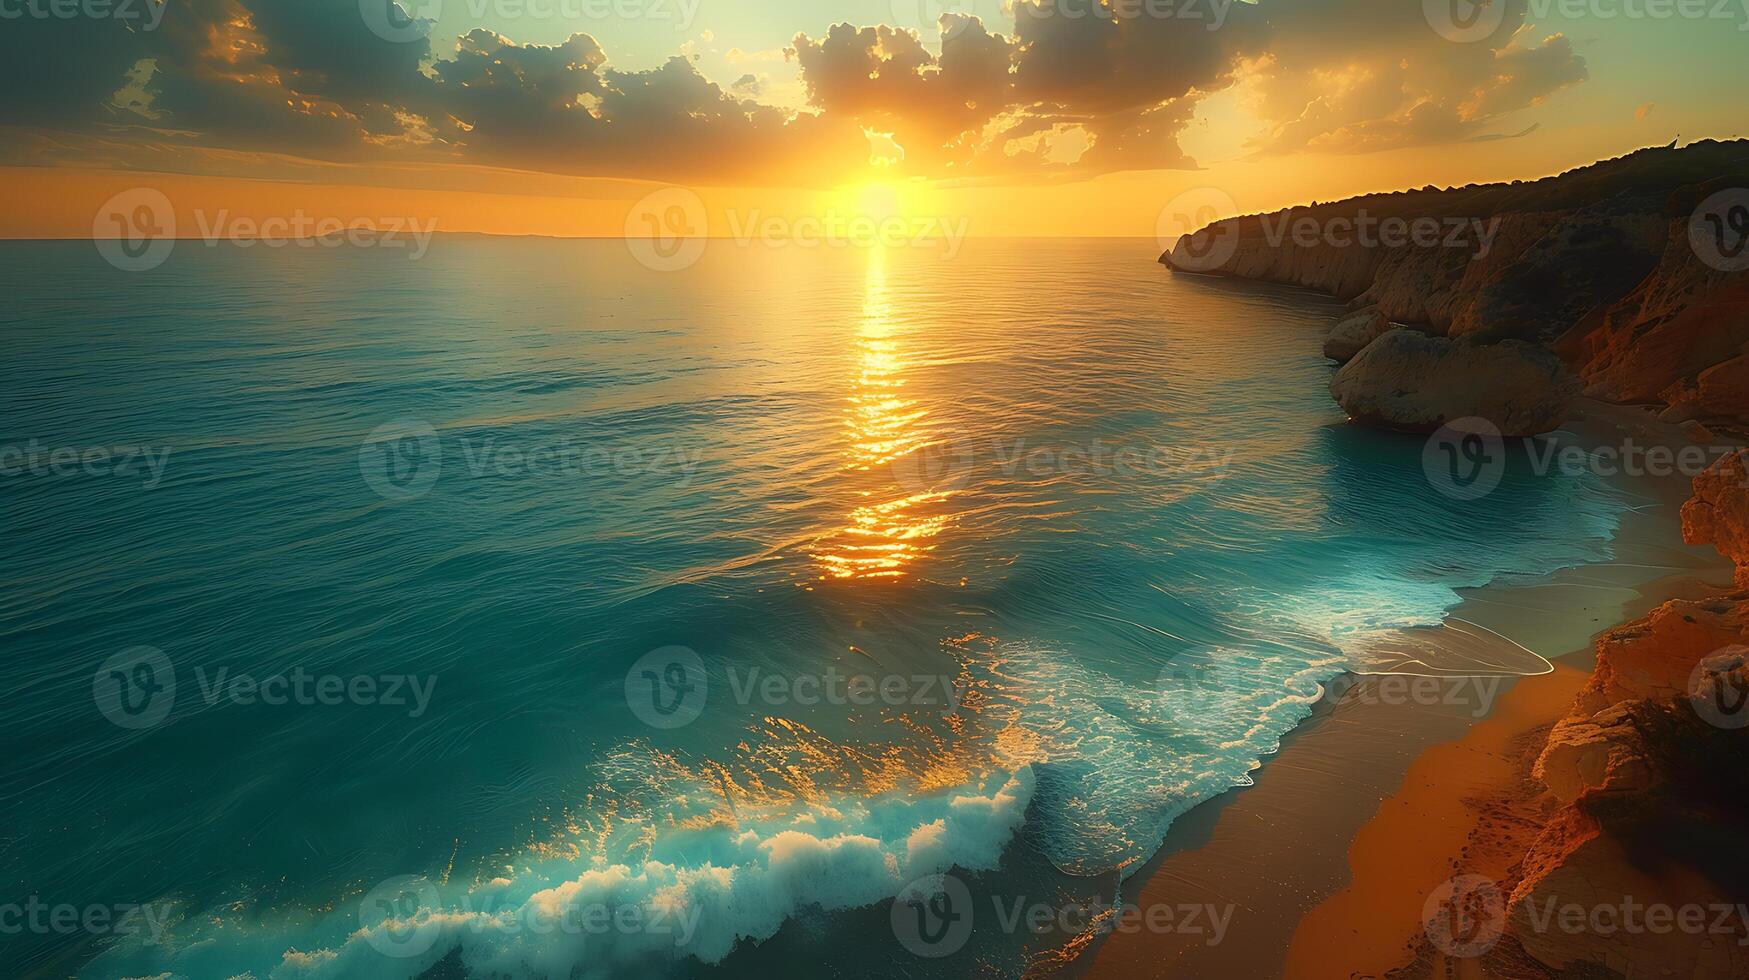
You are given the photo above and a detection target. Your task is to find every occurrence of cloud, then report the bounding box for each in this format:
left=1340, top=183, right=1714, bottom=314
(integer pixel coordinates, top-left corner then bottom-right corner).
left=1243, top=2, right=1588, bottom=154
left=731, top=73, right=767, bottom=98
left=0, top=0, right=1594, bottom=186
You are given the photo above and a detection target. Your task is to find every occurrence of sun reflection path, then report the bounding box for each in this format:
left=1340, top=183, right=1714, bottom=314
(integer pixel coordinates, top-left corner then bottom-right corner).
left=811, top=250, right=955, bottom=581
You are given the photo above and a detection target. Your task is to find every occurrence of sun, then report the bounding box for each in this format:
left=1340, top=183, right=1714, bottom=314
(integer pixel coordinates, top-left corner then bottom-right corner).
left=841, top=180, right=909, bottom=223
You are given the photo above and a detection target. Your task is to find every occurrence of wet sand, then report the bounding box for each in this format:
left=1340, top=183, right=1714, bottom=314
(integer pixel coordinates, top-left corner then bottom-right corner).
left=1076, top=402, right=1738, bottom=979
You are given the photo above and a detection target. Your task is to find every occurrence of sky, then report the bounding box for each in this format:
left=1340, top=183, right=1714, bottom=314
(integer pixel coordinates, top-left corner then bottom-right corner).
left=3, top=0, right=1747, bottom=238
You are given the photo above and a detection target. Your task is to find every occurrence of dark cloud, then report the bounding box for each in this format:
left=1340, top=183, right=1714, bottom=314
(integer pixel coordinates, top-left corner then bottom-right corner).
left=0, top=0, right=1592, bottom=184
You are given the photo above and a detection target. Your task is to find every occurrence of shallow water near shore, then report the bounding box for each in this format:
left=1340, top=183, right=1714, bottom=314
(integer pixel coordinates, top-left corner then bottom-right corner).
left=2, top=238, right=1643, bottom=978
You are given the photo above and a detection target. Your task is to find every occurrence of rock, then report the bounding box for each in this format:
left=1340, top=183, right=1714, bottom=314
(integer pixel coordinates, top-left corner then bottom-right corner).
left=1536, top=593, right=1749, bottom=802
left=1508, top=805, right=1749, bottom=977
left=1682, top=420, right=1717, bottom=444
left=1321, top=308, right=1391, bottom=363
left=1157, top=144, right=1749, bottom=428
left=1579, top=594, right=1749, bottom=714
left=1536, top=702, right=1657, bottom=803
left=1683, top=450, right=1749, bottom=586
left=1328, top=329, right=1580, bottom=436
left=1488, top=429, right=1749, bottom=979
left=1559, top=207, right=1749, bottom=410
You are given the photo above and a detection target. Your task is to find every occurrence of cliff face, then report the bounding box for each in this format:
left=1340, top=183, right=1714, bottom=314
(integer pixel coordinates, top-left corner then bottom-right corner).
left=1162, top=141, right=1749, bottom=429
left=1505, top=451, right=1749, bottom=976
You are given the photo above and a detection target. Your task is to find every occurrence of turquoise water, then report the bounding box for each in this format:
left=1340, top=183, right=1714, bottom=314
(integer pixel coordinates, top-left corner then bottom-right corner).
left=2, top=238, right=1626, bottom=978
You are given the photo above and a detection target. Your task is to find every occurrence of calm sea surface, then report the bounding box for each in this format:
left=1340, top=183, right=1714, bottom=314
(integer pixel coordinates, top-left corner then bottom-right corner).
left=1, top=238, right=1626, bottom=978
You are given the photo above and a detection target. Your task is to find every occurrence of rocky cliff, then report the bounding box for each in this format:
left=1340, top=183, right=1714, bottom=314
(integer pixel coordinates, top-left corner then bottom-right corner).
left=1503, top=452, right=1749, bottom=976
left=1162, top=140, right=1749, bottom=433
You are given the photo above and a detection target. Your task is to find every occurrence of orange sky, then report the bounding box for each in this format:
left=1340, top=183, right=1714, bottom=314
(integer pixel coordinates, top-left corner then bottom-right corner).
left=5, top=118, right=1706, bottom=244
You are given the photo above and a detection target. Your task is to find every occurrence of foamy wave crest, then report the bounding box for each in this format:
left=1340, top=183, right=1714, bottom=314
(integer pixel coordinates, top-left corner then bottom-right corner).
left=86, top=769, right=1033, bottom=979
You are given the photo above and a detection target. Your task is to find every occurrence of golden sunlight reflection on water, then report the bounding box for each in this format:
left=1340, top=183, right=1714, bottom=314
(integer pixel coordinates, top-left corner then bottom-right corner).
left=812, top=248, right=956, bottom=582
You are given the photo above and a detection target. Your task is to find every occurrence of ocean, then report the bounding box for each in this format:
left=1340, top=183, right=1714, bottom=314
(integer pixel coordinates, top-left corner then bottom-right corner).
left=1, top=237, right=1629, bottom=978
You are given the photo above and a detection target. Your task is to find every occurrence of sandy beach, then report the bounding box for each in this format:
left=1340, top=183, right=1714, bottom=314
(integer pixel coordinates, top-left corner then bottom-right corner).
left=1077, top=401, right=1740, bottom=979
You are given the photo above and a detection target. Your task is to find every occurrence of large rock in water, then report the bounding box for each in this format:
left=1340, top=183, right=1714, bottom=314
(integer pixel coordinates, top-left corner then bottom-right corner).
left=1328, top=329, right=1579, bottom=436
left=1321, top=308, right=1390, bottom=363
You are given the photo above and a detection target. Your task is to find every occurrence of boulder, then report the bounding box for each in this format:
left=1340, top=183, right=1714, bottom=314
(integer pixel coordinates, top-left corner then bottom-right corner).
left=1683, top=450, right=1749, bottom=586
left=1321, top=308, right=1391, bottom=363
left=1328, top=329, right=1580, bottom=436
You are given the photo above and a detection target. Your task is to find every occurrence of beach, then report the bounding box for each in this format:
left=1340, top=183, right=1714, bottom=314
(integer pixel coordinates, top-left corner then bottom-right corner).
left=1078, top=400, right=1739, bottom=979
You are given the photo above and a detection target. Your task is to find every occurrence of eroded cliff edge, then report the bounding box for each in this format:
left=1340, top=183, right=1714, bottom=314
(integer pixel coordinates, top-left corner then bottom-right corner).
left=1502, top=452, right=1749, bottom=976
left=1160, top=140, right=1749, bottom=435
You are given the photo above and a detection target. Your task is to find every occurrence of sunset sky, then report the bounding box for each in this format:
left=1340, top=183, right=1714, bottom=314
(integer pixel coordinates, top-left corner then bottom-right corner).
left=4, top=0, right=1746, bottom=239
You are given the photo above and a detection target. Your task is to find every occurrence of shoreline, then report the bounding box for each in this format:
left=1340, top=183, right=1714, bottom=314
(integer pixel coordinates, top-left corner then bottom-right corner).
left=1073, top=399, right=1738, bottom=978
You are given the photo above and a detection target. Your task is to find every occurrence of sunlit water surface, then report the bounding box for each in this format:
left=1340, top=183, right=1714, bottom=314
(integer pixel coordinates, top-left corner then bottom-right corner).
left=0, top=239, right=1627, bottom=978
